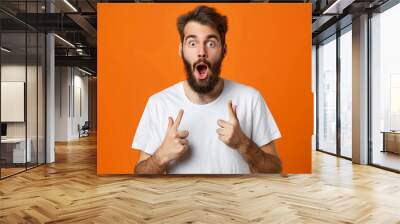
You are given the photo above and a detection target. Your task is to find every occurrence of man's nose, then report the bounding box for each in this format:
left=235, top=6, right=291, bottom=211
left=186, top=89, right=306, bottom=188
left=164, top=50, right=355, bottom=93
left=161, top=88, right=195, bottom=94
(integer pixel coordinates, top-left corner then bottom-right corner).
left=197, top=45, right=207, bottom=58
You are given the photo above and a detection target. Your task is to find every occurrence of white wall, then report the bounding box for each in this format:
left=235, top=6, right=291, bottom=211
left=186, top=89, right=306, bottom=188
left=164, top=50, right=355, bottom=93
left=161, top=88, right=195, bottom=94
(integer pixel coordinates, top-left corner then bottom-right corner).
left=55, top=67, right=89, bottom=141
left=72, top=72, right=89, bottom=138
left=55, top=66, right=70, bottom=141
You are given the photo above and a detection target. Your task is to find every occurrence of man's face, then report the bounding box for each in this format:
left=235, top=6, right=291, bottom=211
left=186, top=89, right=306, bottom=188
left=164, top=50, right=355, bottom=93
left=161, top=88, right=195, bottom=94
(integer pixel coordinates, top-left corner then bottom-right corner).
left=180, top=21, right=225, bottom=94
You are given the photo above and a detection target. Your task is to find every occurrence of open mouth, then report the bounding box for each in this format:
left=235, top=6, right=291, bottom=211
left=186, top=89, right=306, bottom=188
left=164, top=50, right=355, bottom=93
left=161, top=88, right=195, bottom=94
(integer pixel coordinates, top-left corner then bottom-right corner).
left=195, top=63, right=209, bottom=80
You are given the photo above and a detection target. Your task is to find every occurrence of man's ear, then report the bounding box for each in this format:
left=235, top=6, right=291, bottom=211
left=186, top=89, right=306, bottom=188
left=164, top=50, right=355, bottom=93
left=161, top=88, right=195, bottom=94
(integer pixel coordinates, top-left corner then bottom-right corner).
left=178, top=43, right=182, bottom=57
left=223, top=44, right=227, bottom=57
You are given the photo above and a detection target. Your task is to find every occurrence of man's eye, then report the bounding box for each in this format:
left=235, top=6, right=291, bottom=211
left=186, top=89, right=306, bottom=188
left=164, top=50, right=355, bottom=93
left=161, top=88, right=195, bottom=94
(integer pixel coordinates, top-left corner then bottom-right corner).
left=188, top=41, right=196, bottom=47
left=207, top=41, right=216, bottom=48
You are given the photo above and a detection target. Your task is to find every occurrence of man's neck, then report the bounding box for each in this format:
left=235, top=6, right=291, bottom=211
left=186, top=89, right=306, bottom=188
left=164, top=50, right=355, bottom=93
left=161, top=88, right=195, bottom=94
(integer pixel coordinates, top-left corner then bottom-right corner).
left=183, top=78, right=224, bottom=105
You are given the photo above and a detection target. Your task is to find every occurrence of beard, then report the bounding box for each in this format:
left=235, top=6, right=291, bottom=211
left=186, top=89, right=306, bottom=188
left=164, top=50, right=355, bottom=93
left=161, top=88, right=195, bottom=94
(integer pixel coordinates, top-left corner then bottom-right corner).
left=182, top=52, right=224, bottom=94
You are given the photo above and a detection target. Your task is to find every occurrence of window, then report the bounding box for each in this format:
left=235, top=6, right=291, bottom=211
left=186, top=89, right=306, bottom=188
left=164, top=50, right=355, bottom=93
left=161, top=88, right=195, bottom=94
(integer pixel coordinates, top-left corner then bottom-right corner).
left=371, top=2, right=400, bottom=171
left=317, top=35, right=337, bottom=154
left=339, top=27, right=352, bottom=158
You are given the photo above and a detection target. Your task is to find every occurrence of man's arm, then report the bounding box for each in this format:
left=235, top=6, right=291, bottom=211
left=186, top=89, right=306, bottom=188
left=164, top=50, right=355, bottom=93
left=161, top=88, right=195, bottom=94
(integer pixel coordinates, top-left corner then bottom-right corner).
left=237, top=138, right=282, bottom=173
left=134, top=151, right=167, bottom=174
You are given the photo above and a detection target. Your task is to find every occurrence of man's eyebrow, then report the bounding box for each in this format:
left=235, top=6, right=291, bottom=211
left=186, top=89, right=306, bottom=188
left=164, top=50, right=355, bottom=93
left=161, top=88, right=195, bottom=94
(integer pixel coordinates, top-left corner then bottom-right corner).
left=206, top=34, right=219, bottom=40
left=184, top=35, right=197, bottom=41
left=184, top=34, right=220, bottom=41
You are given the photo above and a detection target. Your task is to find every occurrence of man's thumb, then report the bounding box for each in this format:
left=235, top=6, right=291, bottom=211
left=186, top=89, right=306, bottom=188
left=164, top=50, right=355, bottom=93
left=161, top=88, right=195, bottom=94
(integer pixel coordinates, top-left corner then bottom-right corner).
left=228, top=100, right=238, bottom=121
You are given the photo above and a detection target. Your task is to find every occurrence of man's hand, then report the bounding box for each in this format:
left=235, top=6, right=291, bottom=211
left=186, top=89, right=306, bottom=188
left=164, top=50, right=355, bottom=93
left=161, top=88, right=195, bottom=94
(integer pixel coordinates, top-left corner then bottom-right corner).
left=154, top=109, right=189, bottom=166
left=216, top=100, right=248, bottom=150
left=216, top=100, right=282, bottom=173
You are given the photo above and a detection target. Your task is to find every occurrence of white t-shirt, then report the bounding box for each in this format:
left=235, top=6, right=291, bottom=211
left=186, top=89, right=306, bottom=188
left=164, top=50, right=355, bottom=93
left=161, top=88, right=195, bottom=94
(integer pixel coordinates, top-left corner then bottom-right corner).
left=132, top=79, right=281, bottom=174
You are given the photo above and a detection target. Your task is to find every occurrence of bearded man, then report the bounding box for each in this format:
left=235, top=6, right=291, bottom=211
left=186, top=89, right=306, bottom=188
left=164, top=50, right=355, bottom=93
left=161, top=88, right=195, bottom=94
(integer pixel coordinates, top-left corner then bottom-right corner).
left=132, top=5, right=282, bottom=174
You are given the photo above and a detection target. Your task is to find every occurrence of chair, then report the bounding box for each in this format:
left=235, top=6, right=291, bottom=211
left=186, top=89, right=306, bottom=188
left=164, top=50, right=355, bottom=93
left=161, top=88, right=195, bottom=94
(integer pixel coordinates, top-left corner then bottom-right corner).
left=78, top=121, right=90, bottom=138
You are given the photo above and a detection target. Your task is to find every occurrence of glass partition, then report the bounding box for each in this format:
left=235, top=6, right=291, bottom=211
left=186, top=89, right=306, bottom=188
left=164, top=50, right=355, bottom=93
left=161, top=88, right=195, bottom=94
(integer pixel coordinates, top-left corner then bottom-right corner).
left=1, top=30, right=28, bottom=177
left=317, top=35, right=337, bottom=155
left=0, top=1, right=46, bottom=179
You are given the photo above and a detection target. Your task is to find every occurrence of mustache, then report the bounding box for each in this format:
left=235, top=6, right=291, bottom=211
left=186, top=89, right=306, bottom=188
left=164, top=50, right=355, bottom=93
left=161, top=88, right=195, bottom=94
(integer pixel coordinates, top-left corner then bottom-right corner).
left=193, top=59, right=211, bottom=70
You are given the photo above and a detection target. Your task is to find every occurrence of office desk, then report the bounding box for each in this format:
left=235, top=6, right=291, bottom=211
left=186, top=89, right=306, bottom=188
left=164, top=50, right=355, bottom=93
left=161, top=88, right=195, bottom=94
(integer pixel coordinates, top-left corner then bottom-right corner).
left=381, top=131, right=400, bottom=154
left=1, top=138, right=31, bottom=164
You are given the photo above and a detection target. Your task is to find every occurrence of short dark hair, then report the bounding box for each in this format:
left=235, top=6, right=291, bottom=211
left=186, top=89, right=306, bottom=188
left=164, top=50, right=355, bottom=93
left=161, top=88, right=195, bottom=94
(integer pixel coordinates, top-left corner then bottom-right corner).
left=177, top=5, right=228, bottom=46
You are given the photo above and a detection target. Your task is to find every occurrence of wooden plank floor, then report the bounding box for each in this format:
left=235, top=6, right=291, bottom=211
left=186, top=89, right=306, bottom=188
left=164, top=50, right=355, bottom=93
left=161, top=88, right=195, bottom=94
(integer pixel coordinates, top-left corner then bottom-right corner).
left=1, top=134, right=400, bottom=224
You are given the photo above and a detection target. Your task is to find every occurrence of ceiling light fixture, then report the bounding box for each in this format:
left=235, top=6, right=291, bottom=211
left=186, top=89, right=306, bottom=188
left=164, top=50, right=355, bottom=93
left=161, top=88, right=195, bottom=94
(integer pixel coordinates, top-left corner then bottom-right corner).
left=54, top=34, right=75, bottom=48
left=77, top=67, right=93, bottom=76
left=1, top=47, right=11, bottom=53
left=63, top=0, right=78, bottom=12
left=322, top=0, right=355, bottom=15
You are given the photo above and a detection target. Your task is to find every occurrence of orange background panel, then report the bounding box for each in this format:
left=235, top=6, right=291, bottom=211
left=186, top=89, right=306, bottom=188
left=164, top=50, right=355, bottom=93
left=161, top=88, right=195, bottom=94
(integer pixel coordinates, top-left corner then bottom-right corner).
left=97, top=3, right=313, bottom=174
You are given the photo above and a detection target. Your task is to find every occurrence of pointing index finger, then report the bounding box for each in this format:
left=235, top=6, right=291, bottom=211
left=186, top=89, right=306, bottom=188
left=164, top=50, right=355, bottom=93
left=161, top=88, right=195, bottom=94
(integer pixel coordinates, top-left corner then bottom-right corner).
left=174, top=109, right=184, bottom=129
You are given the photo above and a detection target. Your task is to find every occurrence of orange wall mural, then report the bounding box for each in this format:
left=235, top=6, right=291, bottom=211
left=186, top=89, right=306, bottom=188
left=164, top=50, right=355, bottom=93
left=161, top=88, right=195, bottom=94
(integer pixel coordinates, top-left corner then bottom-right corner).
left=97, top=3, right=313, bottom=174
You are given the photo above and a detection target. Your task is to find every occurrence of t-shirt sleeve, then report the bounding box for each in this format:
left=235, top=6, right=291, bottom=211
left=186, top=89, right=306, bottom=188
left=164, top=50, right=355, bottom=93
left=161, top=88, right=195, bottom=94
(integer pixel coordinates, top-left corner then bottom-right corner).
left=131, top=97, right=162, bottom=155
left=251, top=91, right=282, bottom=147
